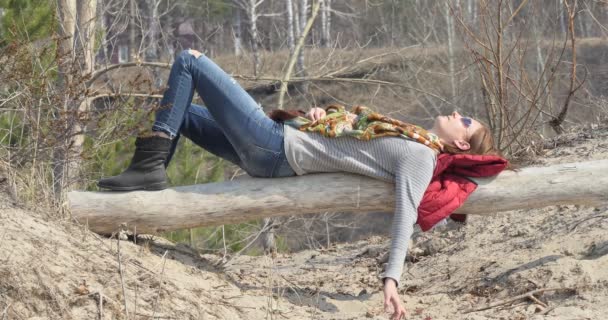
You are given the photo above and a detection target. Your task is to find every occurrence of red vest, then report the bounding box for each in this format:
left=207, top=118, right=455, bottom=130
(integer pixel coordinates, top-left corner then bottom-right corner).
left=417, top=153, right=508, bottom=231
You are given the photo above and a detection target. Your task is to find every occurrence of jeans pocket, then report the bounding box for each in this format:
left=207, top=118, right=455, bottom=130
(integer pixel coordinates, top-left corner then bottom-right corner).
left=242, top=145, right=281, bottom=178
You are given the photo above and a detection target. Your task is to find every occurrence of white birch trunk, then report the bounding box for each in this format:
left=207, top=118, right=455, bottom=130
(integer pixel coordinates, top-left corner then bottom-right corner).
left=296, top=0, right=308, bottom=77
left=286, top=0, right=295, bottom=55
left=247, top=0, right=261, bottom=77
left=233, top=7, right=243, bottom=56
left=293, top=0, right=301, bottom=40
left=445, top=1, right=456, bottom=100
left=472, top=0, right=477, bottom=27
left=532, top=19, right=547, bottom=137
left=96, top=0, right=109, bottom=63
left=321, top=0, right=330, bottom=47
left=129, top=0, right=137, bottom=60
left=145, top=0, right=160, bottom=61
left=76, top=0, right=98, bottom=74
left=325, top=0, right=331, bottom=46
left=559, top=0, right=567, bottom=35
left=69, top=160, right=608, bottom=235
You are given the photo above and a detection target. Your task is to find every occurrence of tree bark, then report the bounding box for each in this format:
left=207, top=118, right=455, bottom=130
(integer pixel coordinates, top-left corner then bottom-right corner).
left=248, top=0, right=261, bottom=77
left=233, top=6, right=243, bottom=56
left=53, top=0, right=77, bottom=199
left=286, top=0, right=295, bottom=55
left=277, top=0, right=321, bottom=108
left=296, top=0, right=307, bottom=78
left=145, top=0, right=160, bottom=61
left=445, top=1, right=456, bottom=100
left=321, top=0, right=330, bottom=47
left=129, top=0, right=137, bottom=60
left=69, top=159, right=608, bottom=235
left=53, top=0, right=97, bottom=201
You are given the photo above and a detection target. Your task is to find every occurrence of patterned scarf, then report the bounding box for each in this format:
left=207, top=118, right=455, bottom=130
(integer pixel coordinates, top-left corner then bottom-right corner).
left=283, top=104, right=444, bottom=153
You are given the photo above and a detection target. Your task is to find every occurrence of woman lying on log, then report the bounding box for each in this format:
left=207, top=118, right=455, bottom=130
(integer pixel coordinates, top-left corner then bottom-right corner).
left=98, top=49, right=508, bottom=320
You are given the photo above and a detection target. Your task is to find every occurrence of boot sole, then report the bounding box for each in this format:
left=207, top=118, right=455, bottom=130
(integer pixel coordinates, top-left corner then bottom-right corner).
left=97, top=181, right=168, bottom=191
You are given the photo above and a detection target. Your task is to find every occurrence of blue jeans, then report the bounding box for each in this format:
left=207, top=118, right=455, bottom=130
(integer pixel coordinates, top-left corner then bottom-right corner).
left=152, top=50, right=296, bottom=178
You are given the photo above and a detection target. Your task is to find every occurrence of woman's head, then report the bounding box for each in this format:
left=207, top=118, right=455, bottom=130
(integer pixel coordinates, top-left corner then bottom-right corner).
left=430, top=111, right=499, bottom=155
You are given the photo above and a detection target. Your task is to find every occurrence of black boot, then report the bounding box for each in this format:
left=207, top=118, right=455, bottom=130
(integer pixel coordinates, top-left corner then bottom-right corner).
left=98, top=136, right=172, bottom=191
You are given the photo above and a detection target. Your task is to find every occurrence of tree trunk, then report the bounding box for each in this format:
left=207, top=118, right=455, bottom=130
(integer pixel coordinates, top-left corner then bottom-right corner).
left=559, top=0, right=566, bottom=35
left=445, top=1, right=456, bottom=100
left=68, top=160, right=608, bottom=235
left=248, top=0, right=261, bottom=77
left=296, top=0, right=307, bottom=78
left=53, top=0, right=77, bottom=200
left=145, top=0, right=160, bottom=61
left=53, top=0, right=96, bottom=201
left=321, top=0, right=330, bottom=47
left=76, top=0, right=97, bottom=73
left=293, top=0, right=300, bottom=40
left=97, top=0, right=109, bottom=63
left=326, top=0, right=331, bottom=47
left=286, top=0, right=295, bottom=55
left=129, top=0, right=137, bottom=60
left=233, top=6, right=243, bottom=56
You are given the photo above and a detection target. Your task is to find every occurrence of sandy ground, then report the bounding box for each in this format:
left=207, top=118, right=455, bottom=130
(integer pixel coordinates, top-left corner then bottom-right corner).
left=0, top=123, right=607, bottom=320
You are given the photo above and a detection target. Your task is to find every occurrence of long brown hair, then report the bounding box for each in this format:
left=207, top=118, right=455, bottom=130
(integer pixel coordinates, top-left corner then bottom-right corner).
left=442, top=124, right=498, bottom=156
left=442, top=123, right=515, bottom=169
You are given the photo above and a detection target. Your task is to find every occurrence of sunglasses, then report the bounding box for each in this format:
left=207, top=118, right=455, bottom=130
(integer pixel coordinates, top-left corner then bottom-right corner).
left=460, top=117, right=472, bottom=128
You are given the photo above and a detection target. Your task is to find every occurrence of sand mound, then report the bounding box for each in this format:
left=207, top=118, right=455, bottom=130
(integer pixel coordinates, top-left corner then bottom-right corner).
left=1, top=124, right=607, bottom=320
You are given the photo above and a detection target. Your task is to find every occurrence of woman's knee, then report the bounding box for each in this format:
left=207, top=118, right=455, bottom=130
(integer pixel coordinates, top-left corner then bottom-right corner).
left=187, top=49, right=203, bottom=58
left=177, top=49, right=202, bottom=60
left=175, top=49, right=198, bottom=68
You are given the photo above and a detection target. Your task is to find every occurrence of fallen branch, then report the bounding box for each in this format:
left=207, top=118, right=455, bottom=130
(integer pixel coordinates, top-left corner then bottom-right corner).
left=117, top=236, right=129, bottom=319
left=463, top=287, right=576, bottom=313
left=152, top=250, right=168, bottom=319
left=569, top=213, right=608, bottom=233
left=69, top=159, right=608, bottom=235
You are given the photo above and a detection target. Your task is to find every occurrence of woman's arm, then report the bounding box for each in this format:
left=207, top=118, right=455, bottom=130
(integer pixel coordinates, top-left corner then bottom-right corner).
left=381, top=143, right=436, bottom=319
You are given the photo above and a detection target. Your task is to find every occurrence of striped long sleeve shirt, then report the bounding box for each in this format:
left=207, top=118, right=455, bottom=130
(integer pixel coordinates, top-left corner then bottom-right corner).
left=282, top=124, right=436, bottom=286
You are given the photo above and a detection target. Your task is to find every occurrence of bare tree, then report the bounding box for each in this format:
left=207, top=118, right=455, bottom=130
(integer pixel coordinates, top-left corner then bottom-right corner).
left=320, top=0, right=331, bottom=47
left=286, top=0, right=295, bottom=55
left=53, top=0, right=98, bottom=200
left=452, top=0, right=584, bottom=155
left=296, top=0, right=308, bottom=78
left=128, top=0, right=137, bottom=60
left=445, top=1, right=456, bottom=100
left=234, top=0, right=264, bottom=76
left=233, top=6, right=243, bottom=56
left=145, top=0, right=161, bottom=61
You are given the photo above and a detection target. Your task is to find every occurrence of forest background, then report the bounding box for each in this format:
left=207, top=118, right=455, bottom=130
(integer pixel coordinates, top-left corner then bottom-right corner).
left=1, top=0, right=607, bottom=257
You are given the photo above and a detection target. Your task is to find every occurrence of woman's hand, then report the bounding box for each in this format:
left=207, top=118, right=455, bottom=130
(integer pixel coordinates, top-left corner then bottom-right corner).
left=187, top=49, right=203, bottom=59
left=305, top=107, right=326, bottom=121
left=383, top=278, right=406, bottom=320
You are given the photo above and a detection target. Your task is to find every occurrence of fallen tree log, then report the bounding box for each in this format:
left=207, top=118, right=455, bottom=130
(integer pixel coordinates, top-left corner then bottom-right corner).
left=68, top=159, right=608, bottom=235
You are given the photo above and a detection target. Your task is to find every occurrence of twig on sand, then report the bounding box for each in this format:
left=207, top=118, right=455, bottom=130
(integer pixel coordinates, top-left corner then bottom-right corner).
left=152, top=250, right=169, bottom=319
left=71, top=291, right=116, bottom=320
left=569, top=214, right=608, bottom=233
left=463, top=287, right=576, bottom=313
left=135, top=312, right=176, bottom=319
left=527, top=294, right=548, bottom=310
left=1, top=302, right=12, bottom=320
left=98, top=291, right=103, bottom=320
left=539, top=305, right=557, bottom=315
left=211, top=302, right=258, bottom=310
left=117, top=236, right=130, bottom=319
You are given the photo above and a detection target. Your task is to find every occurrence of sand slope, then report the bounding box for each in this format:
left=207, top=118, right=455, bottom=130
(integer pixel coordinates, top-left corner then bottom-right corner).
left=1, top=124, right=607, bottom=320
